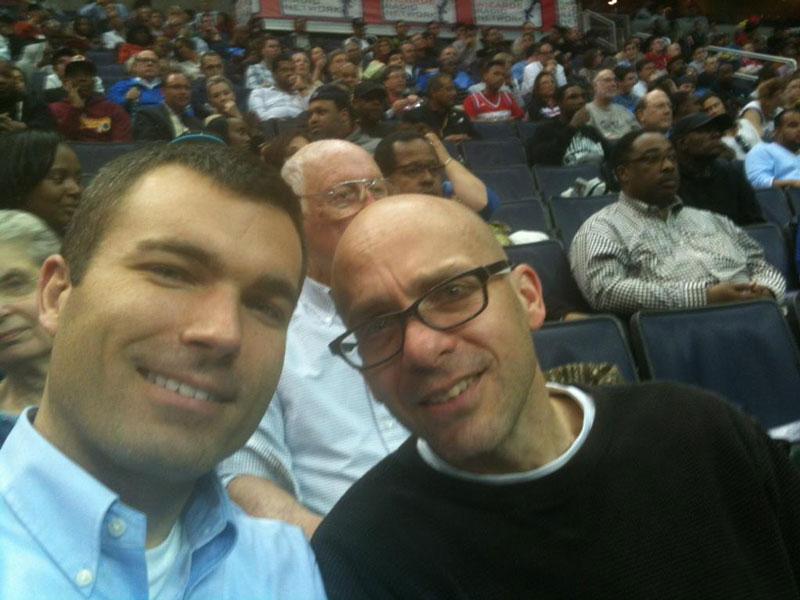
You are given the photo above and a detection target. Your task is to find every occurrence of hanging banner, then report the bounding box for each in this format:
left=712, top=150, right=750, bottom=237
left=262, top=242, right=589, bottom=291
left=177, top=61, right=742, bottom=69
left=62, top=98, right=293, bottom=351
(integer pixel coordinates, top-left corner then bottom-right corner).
left=380, top=0, right=457, bottom=23
left=259, top=0, right=557, bottom=28
left=278, top=0, right=363, bottom=19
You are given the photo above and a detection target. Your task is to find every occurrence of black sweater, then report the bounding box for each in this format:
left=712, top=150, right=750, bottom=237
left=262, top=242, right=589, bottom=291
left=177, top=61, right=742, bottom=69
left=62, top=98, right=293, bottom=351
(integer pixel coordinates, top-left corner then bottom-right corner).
left=312, top=382, right=800, bottom=599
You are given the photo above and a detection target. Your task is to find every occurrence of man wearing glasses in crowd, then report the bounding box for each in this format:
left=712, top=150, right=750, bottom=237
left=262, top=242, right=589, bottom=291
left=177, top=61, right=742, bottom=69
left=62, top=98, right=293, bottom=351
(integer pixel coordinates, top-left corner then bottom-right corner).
left=107, top=50, right=164, bottom=113
left=310, top=193, right=800, bottom=598
left=374, top=130, right=498, bottom=220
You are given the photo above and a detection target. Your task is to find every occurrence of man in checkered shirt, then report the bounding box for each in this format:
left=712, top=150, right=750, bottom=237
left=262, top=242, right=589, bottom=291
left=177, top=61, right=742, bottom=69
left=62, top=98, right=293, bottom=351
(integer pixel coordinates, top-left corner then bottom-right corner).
left=569, top=130, right=785, bottom=315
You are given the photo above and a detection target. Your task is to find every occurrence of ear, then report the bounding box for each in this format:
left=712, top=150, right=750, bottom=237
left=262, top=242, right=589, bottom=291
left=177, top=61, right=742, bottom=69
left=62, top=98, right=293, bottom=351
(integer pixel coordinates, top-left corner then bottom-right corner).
left=615, top=163, right=629, bottom=187
left=509, top=263, right=546, bottom=331
left=38, top=254, right=73, bottom=336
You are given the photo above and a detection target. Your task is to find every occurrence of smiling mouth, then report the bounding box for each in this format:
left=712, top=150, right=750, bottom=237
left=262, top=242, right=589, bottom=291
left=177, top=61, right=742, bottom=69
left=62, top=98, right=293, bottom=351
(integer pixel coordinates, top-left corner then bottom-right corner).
left=141, top=369, right=220, bottom=403
left=423, top=374, right=479, bottom=405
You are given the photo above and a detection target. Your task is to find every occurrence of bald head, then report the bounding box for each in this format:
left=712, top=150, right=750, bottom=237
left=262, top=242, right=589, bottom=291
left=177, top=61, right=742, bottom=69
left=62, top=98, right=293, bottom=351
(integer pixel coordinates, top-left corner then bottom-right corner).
left=592, top=69, right=617, bottom=102
left=332, top=195, right=507, bottom=321
left=329, top=194, right=550, bottom=473
left=282, top=139, right=378, bottom=199
left=636, top=89, right=673, bottom=133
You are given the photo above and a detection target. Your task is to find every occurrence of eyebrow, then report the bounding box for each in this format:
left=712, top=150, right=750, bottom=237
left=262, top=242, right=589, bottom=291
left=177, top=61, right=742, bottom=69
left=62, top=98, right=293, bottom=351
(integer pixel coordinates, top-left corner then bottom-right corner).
left=134, top=238, right=300, bottom=303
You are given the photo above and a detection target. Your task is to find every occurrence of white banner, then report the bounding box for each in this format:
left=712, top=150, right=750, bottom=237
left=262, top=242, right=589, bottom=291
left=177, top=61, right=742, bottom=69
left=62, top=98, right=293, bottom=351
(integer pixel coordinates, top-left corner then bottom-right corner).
left=556, top=0, right=578, bottom=27
left=279, top=0, right=363, bottom=19
left=473, top=0, right=542, bottom=27
left=381, top=0, right=456, bottom=23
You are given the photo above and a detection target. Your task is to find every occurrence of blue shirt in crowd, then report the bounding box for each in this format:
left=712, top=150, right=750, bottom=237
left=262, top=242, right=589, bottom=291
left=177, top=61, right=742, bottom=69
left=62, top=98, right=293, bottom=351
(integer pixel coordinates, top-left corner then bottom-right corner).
left=0, top=408, right=327, bottom=599
left=744, top=141, right=800, bottom=189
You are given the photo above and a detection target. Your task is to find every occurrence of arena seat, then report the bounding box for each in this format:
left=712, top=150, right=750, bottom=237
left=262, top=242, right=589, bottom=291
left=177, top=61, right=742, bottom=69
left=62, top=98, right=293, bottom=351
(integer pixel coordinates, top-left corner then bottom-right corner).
left=517, top=121, right=547, bottom=152
left=533, top=315, right=639, bottom=382
left=630, top=300, right=800, bottom=436
left=461, top=138, right=527, bottom=168
left=472, top=165, right=537, bottom=204
left=743, top=222, right=799, bottom=291
left=85, top=51, right=116, bottom=67
left=491, top=200, right=550, bottom=233
left=787, top=188, right=800, bottom=216
left=69, top=141, right=149, bottom=176
left=549, top=195, right=617, bottom=248
left=505, top=240, right=592, bottom=320
left=755, top=188, right=793, bottom=227
left=532, top=164, right=601, bottom=199
left=472, top=120, right=517, bottom=140
left=95, top=63, right=128, bottom=81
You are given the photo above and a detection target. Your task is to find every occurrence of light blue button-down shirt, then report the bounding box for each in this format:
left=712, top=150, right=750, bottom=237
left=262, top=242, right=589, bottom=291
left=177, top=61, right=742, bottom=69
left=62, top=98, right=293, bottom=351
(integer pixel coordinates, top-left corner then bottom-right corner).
left=219, top=277, right=408, bottom=516
left=0, top=408, right=327, bottom=599
left=744, top=141, right=800, bottom=189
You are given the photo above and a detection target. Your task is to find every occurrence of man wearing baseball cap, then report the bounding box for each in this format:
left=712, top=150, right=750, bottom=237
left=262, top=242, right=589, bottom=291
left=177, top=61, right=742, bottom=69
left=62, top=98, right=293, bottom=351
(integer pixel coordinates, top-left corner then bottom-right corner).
left=674, top=111, right=762, bottom=225
left=48, top=56, right=132, bottom=142
left=307, top=83, right=380, bottom=153
left=351, top=80, right=396, bottom=139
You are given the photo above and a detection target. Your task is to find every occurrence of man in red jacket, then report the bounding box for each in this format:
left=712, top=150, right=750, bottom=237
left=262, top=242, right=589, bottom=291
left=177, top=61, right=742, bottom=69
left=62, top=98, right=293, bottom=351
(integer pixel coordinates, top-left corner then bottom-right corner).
left=48, top=56, right=131, bottom=142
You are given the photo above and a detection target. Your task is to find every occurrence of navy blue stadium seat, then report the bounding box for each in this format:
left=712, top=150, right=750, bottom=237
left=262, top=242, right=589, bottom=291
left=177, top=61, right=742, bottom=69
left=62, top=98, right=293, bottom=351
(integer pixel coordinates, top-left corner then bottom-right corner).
left=472, top=165, right=536, bottom=204
left=491, top=200, right=550, bottom=233
left=744, top=222, right=799, bottom=291
left=461, top=138, right=527, bottom=168
left=787, top=188, right=800, bottom=216
left=442, top=139, right=461, bottom=161
left=549, top=195, right=617, bottom=248
left=505, top=240, right=591, bottom=320
left=532, top=164, right=602, bottom=199
left=69, top=141, right=149, bottom=176
left=96, top=63, right=128, bottom=81
left=85, top=51, right=116, bottom=67
left=630, top=300, right=800, bottom=434
left=755, top=188, right=793, bottom=227
left=533, top=315, right=639, bottom=382
left=472, top=120, right=517, bottom=140
left=517, top=121, right=547, bottom=152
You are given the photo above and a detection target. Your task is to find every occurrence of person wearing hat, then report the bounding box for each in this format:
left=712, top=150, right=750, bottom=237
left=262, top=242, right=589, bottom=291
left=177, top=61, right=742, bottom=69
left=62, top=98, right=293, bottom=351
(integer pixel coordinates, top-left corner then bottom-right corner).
left=248, top=53, right=306, bottom=122
left=307, top=83, right=380, bottom=153
left=43, top=46, right=104, bottom=103
left=674, top=111, right=762, bottom=226
left=48, top=55, right=131, bottom=142
left=351, top=80, right=395, bottom=138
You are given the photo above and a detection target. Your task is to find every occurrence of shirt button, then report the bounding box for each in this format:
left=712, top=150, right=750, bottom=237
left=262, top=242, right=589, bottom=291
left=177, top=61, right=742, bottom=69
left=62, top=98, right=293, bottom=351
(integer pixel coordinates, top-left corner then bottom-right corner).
left=75, top=569, right=93, bottom=587
left=108, top=518, right=126, bottom=537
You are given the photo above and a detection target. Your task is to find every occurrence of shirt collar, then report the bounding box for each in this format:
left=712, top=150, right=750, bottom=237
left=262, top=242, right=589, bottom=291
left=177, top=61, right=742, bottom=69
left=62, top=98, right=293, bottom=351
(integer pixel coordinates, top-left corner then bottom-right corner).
left=619, top=190, right=683, bottom=219
left=132, top=76, right=162, bottom=89
left=299, top=276, right=338, bottom=321
left=0, top=407, right=238, bottom=593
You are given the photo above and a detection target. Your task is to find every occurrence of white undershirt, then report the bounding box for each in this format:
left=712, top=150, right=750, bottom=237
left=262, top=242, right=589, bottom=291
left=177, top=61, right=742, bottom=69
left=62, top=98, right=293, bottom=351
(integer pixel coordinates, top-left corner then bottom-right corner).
left=417, top=383, right=596, bottom=485
left=145, top=518, right=183, bottom=599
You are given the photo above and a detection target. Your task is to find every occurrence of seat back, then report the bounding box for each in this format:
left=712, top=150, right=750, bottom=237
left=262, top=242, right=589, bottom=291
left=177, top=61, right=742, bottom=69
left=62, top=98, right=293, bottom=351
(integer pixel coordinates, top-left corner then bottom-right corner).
left=518, top=121, right=547, bottom=151
left=787, top=188, right=800, bottom=216
left=472, top=120, right=517, bottom=140
left=630, top=300, right=800, bottom=430
left=549, top=195, right=617, bottom=248
left=461, top=138, right=527, bottom=168
left=491, top=200, right=550, bottom=234
left=532, top=164, right=601, bottom=199
left=472, top=165, right=536, bottom=204
left=743, top=222, right=798, bottom=291
left=85, top=51, right=116, bottom=67
left=755, top=188, right=793, bottom=227
left=506, top=240, right=591, bottom=319
left=533, top=315, right=638, bottom=382
left=69, top=141, right=149, bottom=176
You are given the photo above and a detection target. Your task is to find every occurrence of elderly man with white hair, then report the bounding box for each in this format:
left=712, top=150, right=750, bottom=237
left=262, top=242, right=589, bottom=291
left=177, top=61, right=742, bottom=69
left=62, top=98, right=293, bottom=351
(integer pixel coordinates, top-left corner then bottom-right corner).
left=218, top=140, right=409, bottom=537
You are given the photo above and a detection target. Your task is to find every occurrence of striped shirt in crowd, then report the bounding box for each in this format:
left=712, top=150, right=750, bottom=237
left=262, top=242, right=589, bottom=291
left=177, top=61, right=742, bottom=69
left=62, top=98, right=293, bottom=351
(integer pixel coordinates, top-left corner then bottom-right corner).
left=569, top=193, right=786, bottom=314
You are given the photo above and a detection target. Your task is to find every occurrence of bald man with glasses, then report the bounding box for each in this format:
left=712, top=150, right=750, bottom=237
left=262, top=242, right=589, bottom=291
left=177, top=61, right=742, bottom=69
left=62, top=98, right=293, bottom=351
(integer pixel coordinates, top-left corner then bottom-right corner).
left=311, top=193, right=800, bottom=599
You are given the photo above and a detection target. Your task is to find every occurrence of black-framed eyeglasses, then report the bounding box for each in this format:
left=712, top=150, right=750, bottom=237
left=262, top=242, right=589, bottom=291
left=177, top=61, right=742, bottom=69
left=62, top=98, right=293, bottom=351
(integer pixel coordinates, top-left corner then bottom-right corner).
left=305, top=178, right=388, bottom=219
left=329, top=260, right=511, bottom=370
left=624, top=150, right=677, bottom=168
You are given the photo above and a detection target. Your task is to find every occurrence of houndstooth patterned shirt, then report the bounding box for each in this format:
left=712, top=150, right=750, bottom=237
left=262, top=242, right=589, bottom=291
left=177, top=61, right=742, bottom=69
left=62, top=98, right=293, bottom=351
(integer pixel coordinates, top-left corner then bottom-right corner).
left=569, top=192, right=786, bottom=314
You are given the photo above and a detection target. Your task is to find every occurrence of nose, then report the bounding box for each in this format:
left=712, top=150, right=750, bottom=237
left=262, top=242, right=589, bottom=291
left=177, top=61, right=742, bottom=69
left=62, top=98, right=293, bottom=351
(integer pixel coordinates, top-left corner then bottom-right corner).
left=400, top=316, right=456, bottom=368
left=65, top=176, right=82, bottom=198
left=180, top=286, right=242, bottom=359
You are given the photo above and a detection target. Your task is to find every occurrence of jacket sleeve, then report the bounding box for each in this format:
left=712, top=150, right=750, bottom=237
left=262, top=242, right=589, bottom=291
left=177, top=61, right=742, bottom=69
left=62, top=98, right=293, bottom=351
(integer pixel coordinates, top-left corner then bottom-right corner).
left=109, top=103, right=132, bottom=141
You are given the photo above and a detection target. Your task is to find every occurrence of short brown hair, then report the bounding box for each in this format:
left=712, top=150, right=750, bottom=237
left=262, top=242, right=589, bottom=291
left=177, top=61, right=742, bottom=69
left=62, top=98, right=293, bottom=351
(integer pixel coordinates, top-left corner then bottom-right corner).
left=62, top=144, right=306, bottom=284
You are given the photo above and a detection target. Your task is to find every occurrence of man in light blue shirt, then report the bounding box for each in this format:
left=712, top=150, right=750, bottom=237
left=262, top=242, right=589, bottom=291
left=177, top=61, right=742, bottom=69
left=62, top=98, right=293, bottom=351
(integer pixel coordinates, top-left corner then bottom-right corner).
left=0, top=144, right=326, bottom=599
left=745, top=108, right=800, bottom=190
